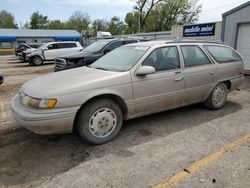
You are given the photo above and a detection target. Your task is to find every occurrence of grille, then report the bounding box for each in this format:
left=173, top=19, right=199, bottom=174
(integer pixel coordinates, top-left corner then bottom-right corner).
left=55, top=58, right=67, bottom=68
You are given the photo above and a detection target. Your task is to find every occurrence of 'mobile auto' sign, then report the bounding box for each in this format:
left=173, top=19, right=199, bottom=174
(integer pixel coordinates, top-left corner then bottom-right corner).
left=183, top=23, right=215, bottom=37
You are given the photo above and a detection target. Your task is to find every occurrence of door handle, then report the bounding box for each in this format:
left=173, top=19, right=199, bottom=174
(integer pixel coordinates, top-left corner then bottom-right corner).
left=175, top=77, right=184, bottom=82
left=210, top=72, right=216, bottom=76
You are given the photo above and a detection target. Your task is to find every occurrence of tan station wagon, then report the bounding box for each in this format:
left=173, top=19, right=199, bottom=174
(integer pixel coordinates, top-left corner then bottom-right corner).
left=11, top=41, right=244, bottom=144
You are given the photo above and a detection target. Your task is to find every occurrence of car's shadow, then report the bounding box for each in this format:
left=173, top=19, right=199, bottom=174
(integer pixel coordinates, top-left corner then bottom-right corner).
left=0, top=101, right=242, bottom=186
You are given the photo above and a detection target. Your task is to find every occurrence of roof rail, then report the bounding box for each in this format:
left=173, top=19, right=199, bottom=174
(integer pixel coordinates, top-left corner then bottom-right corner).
left=166, top=40, right=225, bottom=45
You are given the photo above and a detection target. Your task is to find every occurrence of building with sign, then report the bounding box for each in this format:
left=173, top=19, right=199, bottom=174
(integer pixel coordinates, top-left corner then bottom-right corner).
left=171, top=22, right=222, bottom=41
left=221, top=1, right=250, bottom=73
left=0, top=29, right=81, bottom=55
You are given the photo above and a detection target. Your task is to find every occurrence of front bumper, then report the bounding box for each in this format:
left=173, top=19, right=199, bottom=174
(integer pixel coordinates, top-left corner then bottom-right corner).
left=11, top=95, right=79, bottom=134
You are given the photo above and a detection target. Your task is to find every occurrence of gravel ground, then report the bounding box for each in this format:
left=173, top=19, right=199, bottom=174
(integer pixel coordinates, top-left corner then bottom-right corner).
left=0, top=55, right=250, bottom=188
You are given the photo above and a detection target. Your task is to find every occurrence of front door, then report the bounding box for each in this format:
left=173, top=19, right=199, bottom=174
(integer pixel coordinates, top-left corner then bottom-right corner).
left=132, top=46, right=185, bottom=117
left=44, top=43, right=60, bottom=60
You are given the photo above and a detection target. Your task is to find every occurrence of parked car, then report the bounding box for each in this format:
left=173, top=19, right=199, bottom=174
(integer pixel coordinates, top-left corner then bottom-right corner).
left=15, top=43, right=43, bottom=56
left=28, top=41, right=83, bottom=66
left=0, top=75, right=3, bottom=85
left=11, top=41, right=244, bottom=144
left=18, top=43, right=44, bottom=62
left=54, top=38, right=146, bottom=72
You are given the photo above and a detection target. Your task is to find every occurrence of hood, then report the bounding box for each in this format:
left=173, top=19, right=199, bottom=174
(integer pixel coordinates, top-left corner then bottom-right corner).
left=21, top=67, right=130, bottom=98
left=59, top=51, right=94, bottom=60
left=24, top=48, right=37, bottom=53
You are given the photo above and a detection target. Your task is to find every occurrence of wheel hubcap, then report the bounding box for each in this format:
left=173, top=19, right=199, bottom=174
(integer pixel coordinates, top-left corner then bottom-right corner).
left=34, top=57, right=42, bottom=64
left=212, top=85, right=226, bottom=106
left=89, top=108, right=117, bottom=138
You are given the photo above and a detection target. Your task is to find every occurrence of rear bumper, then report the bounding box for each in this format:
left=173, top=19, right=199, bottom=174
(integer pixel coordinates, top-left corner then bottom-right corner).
left=229, top=76, right=244, bottom=91
left=11, top=95, right=79, bottom=134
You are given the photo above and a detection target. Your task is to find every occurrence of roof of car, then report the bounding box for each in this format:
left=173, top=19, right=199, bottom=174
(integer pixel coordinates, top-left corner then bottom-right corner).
left=98, top=37, right=145, bottom=42
left=127, top=40, right=225, bottom=47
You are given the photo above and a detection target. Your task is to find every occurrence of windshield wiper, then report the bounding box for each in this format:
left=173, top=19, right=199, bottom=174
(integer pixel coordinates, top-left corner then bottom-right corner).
left=94, top=67, right=110, bottom=71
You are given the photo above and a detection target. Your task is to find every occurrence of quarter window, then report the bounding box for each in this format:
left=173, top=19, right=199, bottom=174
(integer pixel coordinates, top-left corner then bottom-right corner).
left=143, top=46, right=180, bottom=71
left=181, top=46, right=211, bottom=67
left=204, top=45, right=242, bottom=63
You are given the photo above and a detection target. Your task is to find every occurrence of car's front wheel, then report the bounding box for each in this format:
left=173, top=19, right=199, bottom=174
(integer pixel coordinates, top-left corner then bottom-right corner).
left=77, top=99, right=123, bottom=145
left=204, top=82, right=228, bottom=110
left=31, top=56, right=44, bottom=66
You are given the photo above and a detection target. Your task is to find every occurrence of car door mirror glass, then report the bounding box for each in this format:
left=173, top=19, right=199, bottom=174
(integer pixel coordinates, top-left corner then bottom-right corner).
left=136, top=66, right=156, bottom=76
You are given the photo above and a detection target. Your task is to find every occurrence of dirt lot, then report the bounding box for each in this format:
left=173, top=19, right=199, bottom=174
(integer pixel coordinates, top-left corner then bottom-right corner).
left=0, top=55, right=250, bottom=188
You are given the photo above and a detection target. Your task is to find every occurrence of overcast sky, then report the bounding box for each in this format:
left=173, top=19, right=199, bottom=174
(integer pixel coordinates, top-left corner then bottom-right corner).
left=1, top=0, right=250, bottom=27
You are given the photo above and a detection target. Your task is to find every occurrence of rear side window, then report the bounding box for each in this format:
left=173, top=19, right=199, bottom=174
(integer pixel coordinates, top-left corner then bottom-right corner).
left=106, top=41, right=123, bottom=50
left=123, top=40, right=137, bottom=45
left=204, top=45, right=242, bottom=63
left=57, top=43, right=77, bottom=49
left=181, top=46, right=211, bottom=67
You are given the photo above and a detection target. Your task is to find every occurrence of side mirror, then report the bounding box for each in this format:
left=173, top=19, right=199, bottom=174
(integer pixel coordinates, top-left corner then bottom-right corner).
left=136, top=66, right=156, bottom=76
left=103, top=48, right=111, bottom=54
left=43, top=47, right=48, bottom=51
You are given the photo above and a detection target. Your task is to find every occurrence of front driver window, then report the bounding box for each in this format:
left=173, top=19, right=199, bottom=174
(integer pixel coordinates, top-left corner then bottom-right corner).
left=47, top=44, right=57, bottom=50
left=143, top=46, right=180, bottom=71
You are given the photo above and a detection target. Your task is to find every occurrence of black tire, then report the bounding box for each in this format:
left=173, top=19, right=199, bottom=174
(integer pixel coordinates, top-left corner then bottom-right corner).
left=31, top=56, right=44, bottom=66
left=77, top=99, right=123, bottom=145
left=204, top=83, right=228, bottom=110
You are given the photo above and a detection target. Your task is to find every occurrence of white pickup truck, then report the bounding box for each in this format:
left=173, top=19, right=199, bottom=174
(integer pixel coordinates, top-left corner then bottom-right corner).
left=28, top=41, right=83, bottom=66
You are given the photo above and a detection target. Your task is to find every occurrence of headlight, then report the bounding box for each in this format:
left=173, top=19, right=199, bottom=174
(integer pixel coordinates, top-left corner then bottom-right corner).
left=20, top=92, right=57, bottom=109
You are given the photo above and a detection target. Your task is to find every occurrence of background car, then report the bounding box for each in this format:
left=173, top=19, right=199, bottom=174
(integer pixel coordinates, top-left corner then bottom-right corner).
left=54, top=38, right=148, bottom=72
left=28, top=41, right=83, bottom=66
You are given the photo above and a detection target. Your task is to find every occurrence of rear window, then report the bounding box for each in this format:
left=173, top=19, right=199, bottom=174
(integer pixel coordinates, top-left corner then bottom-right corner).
left=204, top=45, right=242, bottom=63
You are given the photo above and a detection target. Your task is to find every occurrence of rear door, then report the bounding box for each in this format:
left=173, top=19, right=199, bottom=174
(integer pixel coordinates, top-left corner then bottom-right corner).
left=56, top=43, right=76, bottom=57
left=180, top=45, right=217, bottom=104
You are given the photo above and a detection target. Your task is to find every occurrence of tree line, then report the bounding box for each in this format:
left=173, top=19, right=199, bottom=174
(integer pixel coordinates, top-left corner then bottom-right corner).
left=0, top=0, right=202, bottom=36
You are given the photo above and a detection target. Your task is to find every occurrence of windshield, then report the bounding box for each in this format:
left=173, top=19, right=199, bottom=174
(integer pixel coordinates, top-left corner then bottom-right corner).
left=83, top=40, right=111, bottom=52
left=90, top=46, right=149, bottom=72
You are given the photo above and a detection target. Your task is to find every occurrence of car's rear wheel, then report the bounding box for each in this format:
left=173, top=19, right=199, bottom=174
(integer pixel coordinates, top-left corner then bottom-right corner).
left=204, top=83, right=228, bottom=110
left=77, top=99, right=123, bottom=145
left=31, top=56, right=44, bottom=66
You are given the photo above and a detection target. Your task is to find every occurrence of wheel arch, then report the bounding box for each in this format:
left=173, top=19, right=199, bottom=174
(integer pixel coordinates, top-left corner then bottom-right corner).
left=73, top=93, right=128, bottom=131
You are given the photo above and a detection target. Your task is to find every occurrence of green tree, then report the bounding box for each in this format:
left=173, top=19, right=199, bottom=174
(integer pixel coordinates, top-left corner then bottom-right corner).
left=133, top=0, right=163, bottom=32
left=48, top=20, right=66, bottom=29
left=152, top=0, right=202, bottom=31
left=93, top=19, right=108, bottom=32
left=30, top=11, right=49, bottom=29
left=107, top=16, right=125, bottom=35
left=124, top=12, right=139, bottom=34
left=0, top=10, right=18, bottom=28
left=67, top=10, right=90, bottom=33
